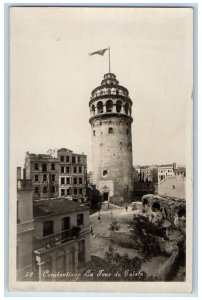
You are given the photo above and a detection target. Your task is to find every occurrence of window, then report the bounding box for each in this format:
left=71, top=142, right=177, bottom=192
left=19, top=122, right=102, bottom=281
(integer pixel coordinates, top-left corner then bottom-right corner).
left=106, top=100, right=113, bottom=112
left=77, top=214, right=84, bottom=226
left=61, top=177, right=65, bottom=185
left=66, top=177, right=70, bottom=184
left=51, top=163, right=55, bottom=171
left=124, top=103, right=129, bottom=115
left=97, top=101, right=103, bottom=113
left=79, top=166, right=82, bottom=173
left=79, top=178, right=82, bottom=184
left=108, top=89, right=111, bottom=94
left=61, top=189, right=65, bottom=196
left=34, top=174, right=39, bottom=182
left=103, top=170, right=108, bottom=176
left=127, top=128, right=129, bottom=135
left=42, top=164, right=47, bottom=172
left=43, top=220, right=54, bottom=237
left=116, top=100, right=122, bottom=113
left=43, top=174, right=47, bottom=181
left=51, top=174, right=55, bottom=182
left=91, top=104, right=95, bottom=115
left=34, top=186, right=39, bottom=194
left=43, top=186, right=47, bottom=194
left=66, top=189, right=70, bottom=196
left=79, top=189, right=82, bottom=195
left=34, top=163, right=39, bottom=170
left=74, top=188, right=77, bottom=195
left=66, top=166, right=70, bottom=173
left=72, top=156, right=76, bottom=163
left=78, top=156, right=81, bottom=162
left=108, top=127, right=113, bottom=134
left=93, top=130, right=95, bottom=136
left=51, top=186, right=55, bottom=193
left=60, top=156, right=64, bottom=162
left=61, top=166, right=65, bottom=173
left=74, top=167, right=77, bottom=173
left=66, top=156, right=69, bottom=162
left=74, top=178, right=77, bottom=185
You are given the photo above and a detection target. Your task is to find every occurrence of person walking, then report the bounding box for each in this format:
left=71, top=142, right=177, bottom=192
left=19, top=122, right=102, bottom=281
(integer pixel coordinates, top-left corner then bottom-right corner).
left=125, top=205, right=128, bottom=212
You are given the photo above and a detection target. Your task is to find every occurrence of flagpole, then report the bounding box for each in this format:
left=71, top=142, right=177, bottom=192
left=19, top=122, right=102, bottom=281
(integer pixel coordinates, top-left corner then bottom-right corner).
left=108, top=46, right=111, bottom=73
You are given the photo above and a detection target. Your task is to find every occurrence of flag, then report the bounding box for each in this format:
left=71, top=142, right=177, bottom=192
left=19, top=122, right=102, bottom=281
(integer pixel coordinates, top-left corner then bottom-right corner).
left=89, top=48, right=108, bottom=56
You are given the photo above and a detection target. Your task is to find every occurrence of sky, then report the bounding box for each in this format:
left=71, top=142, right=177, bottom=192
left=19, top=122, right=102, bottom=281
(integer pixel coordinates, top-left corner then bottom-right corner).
left=10, top=7, right=193, bottom=172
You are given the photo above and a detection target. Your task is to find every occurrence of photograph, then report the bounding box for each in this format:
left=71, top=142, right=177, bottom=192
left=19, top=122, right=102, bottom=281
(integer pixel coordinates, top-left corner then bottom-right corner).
left=9, top=6, right=193, bottom=293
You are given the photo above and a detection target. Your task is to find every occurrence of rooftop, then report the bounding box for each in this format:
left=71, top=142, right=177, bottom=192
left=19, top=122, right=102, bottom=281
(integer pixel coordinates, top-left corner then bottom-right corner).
left=33, top=198, right=89, bottom=218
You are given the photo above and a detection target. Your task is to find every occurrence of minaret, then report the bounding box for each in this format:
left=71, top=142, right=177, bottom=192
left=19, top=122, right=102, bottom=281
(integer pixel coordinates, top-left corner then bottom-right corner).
left=89, top=73, right=134, bottom=204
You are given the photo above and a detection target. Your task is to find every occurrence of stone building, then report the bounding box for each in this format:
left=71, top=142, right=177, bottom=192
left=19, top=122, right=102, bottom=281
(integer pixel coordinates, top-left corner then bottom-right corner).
left=24, top=148, right=87, bottom=203
left=24, top=152, right=59, bottom=200
left=33, top=198, right=90, bottom=281
left=157, top=164, right=175, bottom=183
left=57, top=148, right=87, bottom=203
left=89, top=73, right=134, bottom=203
left=16, top=167, right=34, bottom=280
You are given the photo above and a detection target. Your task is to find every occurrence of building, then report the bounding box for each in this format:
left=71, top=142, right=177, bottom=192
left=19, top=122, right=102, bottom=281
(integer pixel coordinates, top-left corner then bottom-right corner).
left=24, top=148, right=87, bottom=203
left=157, top=164, right=175, bottom=183
left=24, top=152, right=59, bottom=200
left=16, top=167, right=34, bottom=280
left=57, top=148, right=87, bottom=203
left=33, top=198, right=90, bottom=281
left=89, top=73, right=134, bottom=204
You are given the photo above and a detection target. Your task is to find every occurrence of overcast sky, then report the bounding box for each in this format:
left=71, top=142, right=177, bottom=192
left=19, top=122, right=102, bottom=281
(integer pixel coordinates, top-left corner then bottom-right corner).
left=10, top=7, right=193, bottom=172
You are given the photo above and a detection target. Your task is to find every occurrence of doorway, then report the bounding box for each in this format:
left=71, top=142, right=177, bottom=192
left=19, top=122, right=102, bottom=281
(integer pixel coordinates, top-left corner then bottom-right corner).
left=103, top=192, right=109, bottom=201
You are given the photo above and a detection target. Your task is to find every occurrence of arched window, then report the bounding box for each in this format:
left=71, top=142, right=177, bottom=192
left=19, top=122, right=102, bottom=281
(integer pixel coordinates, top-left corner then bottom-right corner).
left=108, top=127, right=113, bottom=134
left=106, top=100, right=113, bottom=112
left=116, top=100, right=122, bottom=113
left=124, top=103, right=129, bottom=114
left=97, top=101, right=103, bottom=113
left=108, top=89, right=111, bottom=94
left=116, top=89, right=119, bottom=95
left=91, top=104, right=95, bottom=115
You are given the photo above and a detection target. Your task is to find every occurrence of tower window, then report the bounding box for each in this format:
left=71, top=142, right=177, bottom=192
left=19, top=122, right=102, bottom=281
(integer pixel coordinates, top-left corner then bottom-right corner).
left=97, top=101, right=103, bottom=113
left=103, top=170, right=108, bottom=176
left=93, top=130, right=95, bottom=136
left=127, top=129, right=129, bottom=135
left=116, top=100, right=122, bottom=113
left=108, top=89, right=111, bottom=94
left=91, top=104, right=95, bottom=115
left=124, top=103, right=129, bottom=115
left=106, top=100, right=113, bottom=112
left=108, top=127, right=113, bottom=134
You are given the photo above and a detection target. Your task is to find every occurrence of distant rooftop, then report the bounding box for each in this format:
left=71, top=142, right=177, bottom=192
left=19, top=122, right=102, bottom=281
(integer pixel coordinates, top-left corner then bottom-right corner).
left=33, top=198, right=89, bottom=218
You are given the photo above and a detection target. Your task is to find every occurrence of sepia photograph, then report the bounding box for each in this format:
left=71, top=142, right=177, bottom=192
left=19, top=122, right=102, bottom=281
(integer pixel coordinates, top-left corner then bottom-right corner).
left=9, top=6, right=193, bottom=293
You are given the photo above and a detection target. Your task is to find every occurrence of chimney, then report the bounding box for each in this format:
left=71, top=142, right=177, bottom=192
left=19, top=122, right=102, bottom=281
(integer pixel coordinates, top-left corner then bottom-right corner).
left=17, top=167, right=21, bottom=180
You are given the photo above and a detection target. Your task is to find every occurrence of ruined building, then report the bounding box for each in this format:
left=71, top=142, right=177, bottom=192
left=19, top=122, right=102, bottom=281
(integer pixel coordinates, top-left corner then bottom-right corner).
left=89, top=73, right=134, bottom=203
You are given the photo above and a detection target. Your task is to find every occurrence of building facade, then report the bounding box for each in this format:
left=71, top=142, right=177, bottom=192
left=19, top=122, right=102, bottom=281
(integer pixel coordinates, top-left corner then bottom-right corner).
left=89, top=73, right=134, bottom=203
left=24, top=152, right=59, bottom=200
left=16, top=167, right=34, bottom=280
left=57, top=148, right=87, bottom=203
left=24, top=148, right=87, bottom=203
left=33, top=198, right=90, bottom=281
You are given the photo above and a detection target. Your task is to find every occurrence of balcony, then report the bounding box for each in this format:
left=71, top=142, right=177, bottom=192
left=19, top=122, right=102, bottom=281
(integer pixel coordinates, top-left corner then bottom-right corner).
left=34, top=225, right=90, bottom=254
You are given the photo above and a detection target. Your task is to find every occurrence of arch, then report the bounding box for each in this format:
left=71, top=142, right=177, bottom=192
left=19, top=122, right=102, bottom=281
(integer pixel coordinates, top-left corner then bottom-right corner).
left=108, top=88, right=111, bottom=94
left=91, top=104, right=95, bottom=115
left=106, top=100, right=113, bottom=112
left=124, top=103, right=129, bottom=114
left=116, top=100, right=122, bottom=113
left=97, top=101, right=103, bottom=113
left=116, top=89, right=119, bottom=95
left=108, top=127, right=113, bottom=134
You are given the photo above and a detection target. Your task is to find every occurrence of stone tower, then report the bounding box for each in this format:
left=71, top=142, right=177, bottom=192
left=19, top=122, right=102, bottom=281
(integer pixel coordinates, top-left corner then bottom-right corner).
left=89, top=73, right=134, bottom=204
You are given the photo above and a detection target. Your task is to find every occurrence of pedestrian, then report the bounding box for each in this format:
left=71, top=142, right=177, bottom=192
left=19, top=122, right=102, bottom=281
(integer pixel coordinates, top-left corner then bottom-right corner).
left=98, top=210, right=101, bottom=222
left=125, top=205, right=128, bottom=212
left=90, top=226, right=93, bottom=235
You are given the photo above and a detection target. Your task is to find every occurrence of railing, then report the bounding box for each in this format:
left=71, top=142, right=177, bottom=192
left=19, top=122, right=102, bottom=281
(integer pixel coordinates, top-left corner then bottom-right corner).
left=91, top=90, right=129, bottom=98
left=34, top=225, right=90, bottom=253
